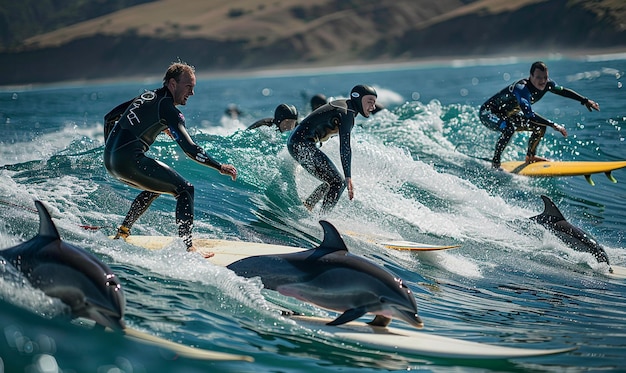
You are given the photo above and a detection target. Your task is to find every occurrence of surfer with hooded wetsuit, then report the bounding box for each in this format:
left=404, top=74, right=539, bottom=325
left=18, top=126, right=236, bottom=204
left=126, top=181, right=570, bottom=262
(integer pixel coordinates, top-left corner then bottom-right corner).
left=103, top=62, right=237, bottom=257
left=246, top=103, right=299, bottom=132
left=288, top=84, right=377, bottom=212
left=480, top=61, right=599, bottom=169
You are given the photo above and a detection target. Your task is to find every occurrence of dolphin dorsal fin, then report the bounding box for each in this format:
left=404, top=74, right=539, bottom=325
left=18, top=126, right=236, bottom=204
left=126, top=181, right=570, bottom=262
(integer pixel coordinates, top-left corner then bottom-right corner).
left=35, top=201, right=61, bottom=239
left=530, top=195, right=566, bottom=223
left=539, top=195, right=566, bottom=221
left=318, top=220, right=349, bottom=253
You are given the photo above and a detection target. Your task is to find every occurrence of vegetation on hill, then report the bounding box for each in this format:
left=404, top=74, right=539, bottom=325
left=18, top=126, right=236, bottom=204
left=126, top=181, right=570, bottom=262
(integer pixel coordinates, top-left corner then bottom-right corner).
left=1, top=0, right=625, bottom=85
left=0, top=0, right=156, bottom=49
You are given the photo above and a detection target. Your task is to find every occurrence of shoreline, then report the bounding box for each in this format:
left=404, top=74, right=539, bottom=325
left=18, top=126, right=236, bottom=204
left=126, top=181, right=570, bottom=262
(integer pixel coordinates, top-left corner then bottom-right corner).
left=3, top=48, right=626, bottom=91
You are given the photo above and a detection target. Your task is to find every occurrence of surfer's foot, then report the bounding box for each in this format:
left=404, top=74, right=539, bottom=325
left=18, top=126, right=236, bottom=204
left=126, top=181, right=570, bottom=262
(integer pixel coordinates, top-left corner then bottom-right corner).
left=187, top=245, right=215, bottom=259
left=114, top=225, right=130, bottom=240
left=525, top=155, right=549, bottom=164
left=303, top=200, right=314, bottom=211
left=491, top=158, right=501, bottom=169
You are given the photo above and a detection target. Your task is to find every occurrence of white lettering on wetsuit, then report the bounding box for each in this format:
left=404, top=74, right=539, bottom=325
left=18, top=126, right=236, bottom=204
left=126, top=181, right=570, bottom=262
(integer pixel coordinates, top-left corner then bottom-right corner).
left=126, top=91, right=157, bottom=126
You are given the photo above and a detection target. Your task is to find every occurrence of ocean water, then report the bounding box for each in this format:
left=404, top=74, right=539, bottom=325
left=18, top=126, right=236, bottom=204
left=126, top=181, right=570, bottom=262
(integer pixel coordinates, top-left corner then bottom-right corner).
left=1, top=56, right=625, bottom=372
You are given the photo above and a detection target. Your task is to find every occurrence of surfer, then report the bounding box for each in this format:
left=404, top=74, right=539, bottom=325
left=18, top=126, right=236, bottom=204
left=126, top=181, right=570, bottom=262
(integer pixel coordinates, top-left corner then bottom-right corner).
left=288, top=84, right=377, bottom=212
left=311, top=92, right=384, bottom=114
left=103, top=61, right=237, bottom=257
left=224, top=103, right=242, bottom=120
left=479, top=61, right=600, bottom=169
left=246, top=104, right=299, bottom=132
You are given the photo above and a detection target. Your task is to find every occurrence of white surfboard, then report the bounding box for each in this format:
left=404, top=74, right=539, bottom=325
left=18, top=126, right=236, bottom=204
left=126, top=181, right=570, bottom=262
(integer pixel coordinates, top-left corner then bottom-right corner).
left=290, top=316, right=575, bottom=359
left=608, top=265, right=626, bottom=280
left=116, top=235, right=305, bottom=266
left=343, top=231, right=460, bottom=251
left=123, top=327, right=253, bottom=361
left=116, top=235, right=575, bottom=359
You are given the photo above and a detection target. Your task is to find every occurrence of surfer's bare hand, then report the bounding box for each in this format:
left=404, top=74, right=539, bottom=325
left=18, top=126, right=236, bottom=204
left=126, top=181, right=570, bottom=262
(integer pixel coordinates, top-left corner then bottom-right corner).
left=554, top=124, right=568, bottom=137
left=346, top=177, right=354, bottom=200
left=220, top=164, right=237, bottom=181
left=583, top=99, right=600, bottom=112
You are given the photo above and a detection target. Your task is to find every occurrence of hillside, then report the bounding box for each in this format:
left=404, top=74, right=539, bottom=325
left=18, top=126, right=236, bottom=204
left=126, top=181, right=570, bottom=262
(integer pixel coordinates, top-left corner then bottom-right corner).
left=2, top=0, right=625, bottom=85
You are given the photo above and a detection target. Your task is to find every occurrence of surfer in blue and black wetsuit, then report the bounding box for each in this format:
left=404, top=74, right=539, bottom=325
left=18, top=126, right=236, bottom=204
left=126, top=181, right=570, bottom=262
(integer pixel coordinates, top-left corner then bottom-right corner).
left=288, top=84, right=377, bottom=212
left=103, top=62, right=237, bottom=257
left=480, top=61, right=600, bottom=169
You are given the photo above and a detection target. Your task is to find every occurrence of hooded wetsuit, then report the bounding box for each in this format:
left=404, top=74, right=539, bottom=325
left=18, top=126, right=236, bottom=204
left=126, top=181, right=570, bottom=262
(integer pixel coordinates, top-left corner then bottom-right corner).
left=103, top=87, right=221, bottom=247
left=480, top=78, right=587, bottom=166
left=287, top=99, right=356, bottom=212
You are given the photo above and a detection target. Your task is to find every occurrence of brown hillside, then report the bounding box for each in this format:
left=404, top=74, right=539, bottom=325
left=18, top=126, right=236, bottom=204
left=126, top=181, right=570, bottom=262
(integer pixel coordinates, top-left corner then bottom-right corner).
left=3, top=0, right=626, bottom=85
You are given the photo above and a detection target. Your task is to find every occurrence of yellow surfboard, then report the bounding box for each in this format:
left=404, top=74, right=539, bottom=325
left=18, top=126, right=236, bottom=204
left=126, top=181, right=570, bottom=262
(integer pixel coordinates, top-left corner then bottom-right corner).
left=499, top=160, right=626, bottom=185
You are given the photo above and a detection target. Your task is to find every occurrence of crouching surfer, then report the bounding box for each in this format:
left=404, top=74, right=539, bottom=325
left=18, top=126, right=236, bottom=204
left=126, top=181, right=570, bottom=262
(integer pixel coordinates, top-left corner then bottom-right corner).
left=103, top=62, right=237, bottom=257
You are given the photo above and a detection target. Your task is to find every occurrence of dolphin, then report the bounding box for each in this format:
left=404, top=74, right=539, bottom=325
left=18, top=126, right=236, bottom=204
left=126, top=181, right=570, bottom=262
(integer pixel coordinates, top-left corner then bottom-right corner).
left=227, top=220, right=423, bottom=328
left=530, top=195, right=611, bottom=269
left=0, top=201, right=126, bottom=330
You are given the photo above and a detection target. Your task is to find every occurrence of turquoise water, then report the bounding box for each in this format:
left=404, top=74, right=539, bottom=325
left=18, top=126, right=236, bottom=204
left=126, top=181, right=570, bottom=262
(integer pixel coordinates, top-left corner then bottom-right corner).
left=1, top=56, right=626, bottom=372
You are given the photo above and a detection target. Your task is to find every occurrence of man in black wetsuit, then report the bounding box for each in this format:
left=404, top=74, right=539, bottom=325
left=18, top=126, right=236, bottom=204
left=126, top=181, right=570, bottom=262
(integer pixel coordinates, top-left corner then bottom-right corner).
left=288, top=84, right=377, bottom=212
left=103, top=62, right=237, bottom=257
left=246, top=103, right=298, bottom=132
left=480, top=61, right=599, bottom=169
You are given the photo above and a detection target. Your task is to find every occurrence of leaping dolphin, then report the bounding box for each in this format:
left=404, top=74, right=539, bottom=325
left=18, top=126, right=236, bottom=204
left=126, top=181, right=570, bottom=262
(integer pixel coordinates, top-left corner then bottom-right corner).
left=227, top=221, right=424, bottom=328
left=0, top=201, right=126, bottom=330
left=530, top=195, right=611, bottom=269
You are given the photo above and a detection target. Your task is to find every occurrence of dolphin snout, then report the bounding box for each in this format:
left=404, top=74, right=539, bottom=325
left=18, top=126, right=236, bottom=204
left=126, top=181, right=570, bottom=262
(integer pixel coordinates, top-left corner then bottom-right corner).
left=394, top=309, right=423, bottom=329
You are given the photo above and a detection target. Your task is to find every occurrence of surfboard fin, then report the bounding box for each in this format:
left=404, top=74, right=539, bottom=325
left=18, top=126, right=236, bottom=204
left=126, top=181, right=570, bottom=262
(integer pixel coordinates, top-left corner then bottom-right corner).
left=584, top=175, right=595, bottom=186
left=605, top=171, right=617, bottom=183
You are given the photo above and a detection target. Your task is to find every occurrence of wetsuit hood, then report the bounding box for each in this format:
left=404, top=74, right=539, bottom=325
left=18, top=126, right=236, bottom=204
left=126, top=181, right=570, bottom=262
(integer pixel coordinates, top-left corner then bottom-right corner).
left=350, top=85, right=377, bottom=116
left=273, top=104, right=298, bottom=125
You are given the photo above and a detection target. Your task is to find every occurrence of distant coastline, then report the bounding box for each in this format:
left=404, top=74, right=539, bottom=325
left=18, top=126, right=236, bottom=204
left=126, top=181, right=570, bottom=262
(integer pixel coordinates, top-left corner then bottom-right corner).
left=4, top=48, right=626, bottom=91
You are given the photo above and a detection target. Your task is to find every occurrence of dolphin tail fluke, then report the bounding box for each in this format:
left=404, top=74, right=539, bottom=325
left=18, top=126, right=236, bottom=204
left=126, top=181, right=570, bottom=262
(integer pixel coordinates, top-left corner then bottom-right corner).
left=318, top=220, right=349, bottom=253
left=327, top=307, right=367, bottom=326
left=34, top=201, right=61, bottom=239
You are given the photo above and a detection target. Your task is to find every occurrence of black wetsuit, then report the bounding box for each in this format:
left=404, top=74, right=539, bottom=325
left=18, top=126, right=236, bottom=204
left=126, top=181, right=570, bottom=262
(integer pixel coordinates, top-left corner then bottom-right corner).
left=287, top=99, right=356, bottom=212
left=103, top=87, right=222, bottom=247
left=479, top=78, right=587, bottom=166
left=246, top=118, right=274, bottom=131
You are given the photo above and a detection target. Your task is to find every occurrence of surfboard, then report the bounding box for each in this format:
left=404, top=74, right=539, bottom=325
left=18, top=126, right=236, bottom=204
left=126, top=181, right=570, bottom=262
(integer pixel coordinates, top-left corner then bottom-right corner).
left=116, top=235, right=305, bottom=267
left=343, top=231, right=460, bottom=251
left=290, top=315, right=576, bottom=359
left=499, top=160, right=626, bottom=185
left=115, top=235, right=575, bottom=359
left=379, top=240, right=460, bottom=251
left=122, top=327, right=253, bottom=361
